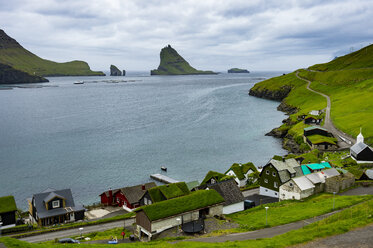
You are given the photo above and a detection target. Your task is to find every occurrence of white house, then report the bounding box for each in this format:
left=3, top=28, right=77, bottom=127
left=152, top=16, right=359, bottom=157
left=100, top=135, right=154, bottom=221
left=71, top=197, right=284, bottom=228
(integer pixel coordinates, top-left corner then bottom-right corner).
left=279, top=176, right=315, bottom=200
left=225, top=163, right=258, bottom=187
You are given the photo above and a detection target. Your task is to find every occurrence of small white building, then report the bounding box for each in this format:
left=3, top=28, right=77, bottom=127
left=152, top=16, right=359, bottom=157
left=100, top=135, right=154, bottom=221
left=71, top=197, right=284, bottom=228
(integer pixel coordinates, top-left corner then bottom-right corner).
left=225, top=163, right=257, bottom=187
left=208, top=179, right=245, bottom=214
left=279, top=176, right=315, bottom=201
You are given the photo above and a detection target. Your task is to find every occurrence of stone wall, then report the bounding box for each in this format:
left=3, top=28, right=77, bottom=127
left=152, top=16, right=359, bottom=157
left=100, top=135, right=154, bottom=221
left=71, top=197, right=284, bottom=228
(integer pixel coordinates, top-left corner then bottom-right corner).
left=325, top=174, right=355, bottom=193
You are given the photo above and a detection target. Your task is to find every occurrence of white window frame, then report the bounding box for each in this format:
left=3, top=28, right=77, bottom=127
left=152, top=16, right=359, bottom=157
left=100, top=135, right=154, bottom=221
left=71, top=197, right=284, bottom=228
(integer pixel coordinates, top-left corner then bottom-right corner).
left=266, top=170, right=270, bottom=175
left=274, top=181, right=278, bottom=188
left=52, top=200, right=60, bottom=208
left=272, top=172, right=276, bottom=177
left=289, top=182, right=293, bottom=187
left=264, top=179, right=268, bottom=184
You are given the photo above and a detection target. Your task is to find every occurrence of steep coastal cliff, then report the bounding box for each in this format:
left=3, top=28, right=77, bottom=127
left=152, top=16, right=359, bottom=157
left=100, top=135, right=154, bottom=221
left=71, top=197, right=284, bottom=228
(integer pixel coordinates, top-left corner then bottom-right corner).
left=0, top=29, right=105, bottom=77
left=110, top=65, right=122, bottom=76
left=151, top=45, right=216, bottom=75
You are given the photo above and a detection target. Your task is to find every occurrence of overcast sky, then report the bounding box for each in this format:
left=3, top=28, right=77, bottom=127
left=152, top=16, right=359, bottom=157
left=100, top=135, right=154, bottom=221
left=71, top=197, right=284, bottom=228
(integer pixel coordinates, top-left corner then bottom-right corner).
left=1, top=0, right=372, bottom=72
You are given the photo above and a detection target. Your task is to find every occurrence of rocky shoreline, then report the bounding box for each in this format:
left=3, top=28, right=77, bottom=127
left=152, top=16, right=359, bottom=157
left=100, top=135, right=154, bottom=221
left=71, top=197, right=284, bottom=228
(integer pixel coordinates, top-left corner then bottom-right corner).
left=249, top=87, right=302, bottom=154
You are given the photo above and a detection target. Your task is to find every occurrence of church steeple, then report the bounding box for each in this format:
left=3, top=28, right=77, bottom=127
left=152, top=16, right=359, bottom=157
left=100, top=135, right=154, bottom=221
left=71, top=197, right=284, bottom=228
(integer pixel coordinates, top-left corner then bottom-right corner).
left=357, top=127, right=364, bottom=144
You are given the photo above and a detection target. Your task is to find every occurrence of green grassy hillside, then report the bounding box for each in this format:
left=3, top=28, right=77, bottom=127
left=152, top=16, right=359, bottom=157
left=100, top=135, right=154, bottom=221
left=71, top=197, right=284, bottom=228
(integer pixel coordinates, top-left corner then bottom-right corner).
left=151, top=45, right=216, bottom=75
left=310, top=44, right=373, bottom=71
left=250, top=44, right=373, bottom=146
left=0, top=29, right=104, bottom=77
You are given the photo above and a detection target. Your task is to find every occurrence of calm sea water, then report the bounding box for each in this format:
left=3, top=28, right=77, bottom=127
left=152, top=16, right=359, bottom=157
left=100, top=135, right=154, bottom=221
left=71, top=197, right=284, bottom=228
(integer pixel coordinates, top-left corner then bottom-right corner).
left=0, top=72, right=287, bottom=209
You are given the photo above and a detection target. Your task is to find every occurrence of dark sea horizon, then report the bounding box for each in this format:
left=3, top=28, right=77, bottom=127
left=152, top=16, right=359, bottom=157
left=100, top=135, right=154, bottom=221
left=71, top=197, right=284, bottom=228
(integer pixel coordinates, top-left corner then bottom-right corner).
left=0, top=71, right=287, bottom=209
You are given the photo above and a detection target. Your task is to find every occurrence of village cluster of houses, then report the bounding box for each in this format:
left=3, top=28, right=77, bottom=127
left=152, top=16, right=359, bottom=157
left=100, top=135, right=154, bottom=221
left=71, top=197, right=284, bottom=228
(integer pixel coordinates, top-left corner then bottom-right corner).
left=1, top=132, right=372, bottom=241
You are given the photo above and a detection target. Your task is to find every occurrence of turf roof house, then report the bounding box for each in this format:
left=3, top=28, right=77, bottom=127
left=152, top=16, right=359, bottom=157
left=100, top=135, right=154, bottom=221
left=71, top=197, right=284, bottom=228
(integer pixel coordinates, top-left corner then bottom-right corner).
left=259, top=158, right=303, bottom=198
left=303, top=126, right=338, bottom=151
left=224, top=162, right=258, bottom=187
left=134, top=190, right=224, bottom=241
left=100, top=182, right=156, bottom=210
left=350, top=131, right=373, bottom=163
left=200, top=171, right=233, bottom=186
left=28, top=188, right=85, bottom=226
left=0, top=196, right=17, bottom=229
left=207, top=179, right=245, bottom=214
left=139, top=182, right=190, bottom=206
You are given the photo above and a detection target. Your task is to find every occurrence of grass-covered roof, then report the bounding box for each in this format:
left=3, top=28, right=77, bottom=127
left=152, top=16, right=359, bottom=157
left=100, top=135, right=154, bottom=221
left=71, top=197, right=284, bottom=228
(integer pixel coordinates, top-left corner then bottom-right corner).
left=307, top=134, right=337, bottom=145
left=0, top=195, right=17, bottom=214
left=225, top=162, right=257, bottom=180
left=201, top=171, right=232, bottom=185
left=136, top=189, right=224, bottom=221
left=147, top=182, right=190, bottom=203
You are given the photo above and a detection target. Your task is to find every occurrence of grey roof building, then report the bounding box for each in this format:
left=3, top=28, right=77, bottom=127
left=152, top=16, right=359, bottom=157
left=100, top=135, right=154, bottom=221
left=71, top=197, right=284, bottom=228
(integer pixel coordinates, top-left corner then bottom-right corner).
left=259, top=158, right=304, bottom=198
left=28, top=188, right=85, bottom=226
left=206, top=179, right=245, bottom=214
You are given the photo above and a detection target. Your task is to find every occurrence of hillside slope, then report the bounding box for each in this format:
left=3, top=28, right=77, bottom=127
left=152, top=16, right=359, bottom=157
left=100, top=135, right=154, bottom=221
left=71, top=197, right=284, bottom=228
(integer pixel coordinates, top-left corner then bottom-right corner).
left=0, top=63, right=48, bottom=84
left=151, top=45, right=216, bottom=75
left=249, top=45, right=373, bottom=146
left=0, top=29, right=104, bottom=77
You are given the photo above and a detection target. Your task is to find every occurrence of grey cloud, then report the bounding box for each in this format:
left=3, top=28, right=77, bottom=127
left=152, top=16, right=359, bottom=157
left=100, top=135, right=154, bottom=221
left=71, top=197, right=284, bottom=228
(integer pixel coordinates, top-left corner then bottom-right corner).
left=0, top=0, right=372, bottom=71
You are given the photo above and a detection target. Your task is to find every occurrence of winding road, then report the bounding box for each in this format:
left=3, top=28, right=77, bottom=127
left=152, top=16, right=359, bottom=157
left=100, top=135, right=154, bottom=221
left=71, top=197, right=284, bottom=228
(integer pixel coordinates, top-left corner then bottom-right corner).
left=295, top=71, right=355, bottom=148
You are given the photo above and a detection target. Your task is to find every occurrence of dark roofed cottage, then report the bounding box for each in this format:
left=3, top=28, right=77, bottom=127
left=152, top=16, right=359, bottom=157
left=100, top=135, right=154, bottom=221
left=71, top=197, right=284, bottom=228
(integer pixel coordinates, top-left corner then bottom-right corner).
left=28, top=188, right=85, bottom=226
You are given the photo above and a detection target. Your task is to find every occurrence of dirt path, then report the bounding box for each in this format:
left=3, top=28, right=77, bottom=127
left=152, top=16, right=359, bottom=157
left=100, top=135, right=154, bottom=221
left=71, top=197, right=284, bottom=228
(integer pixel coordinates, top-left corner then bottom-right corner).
left=295, top=71, right=355, bottom=148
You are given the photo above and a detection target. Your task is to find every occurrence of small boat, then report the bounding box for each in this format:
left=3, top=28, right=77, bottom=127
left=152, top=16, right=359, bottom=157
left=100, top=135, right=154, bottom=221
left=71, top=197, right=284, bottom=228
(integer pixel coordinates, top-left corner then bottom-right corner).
left=74, top=81, right=84, bottom=85
left=161, top=166, right=167, bottom=172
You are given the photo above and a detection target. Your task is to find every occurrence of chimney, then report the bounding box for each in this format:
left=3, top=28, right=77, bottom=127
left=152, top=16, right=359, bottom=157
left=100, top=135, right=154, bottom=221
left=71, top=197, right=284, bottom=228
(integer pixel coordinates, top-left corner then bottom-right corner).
left=109, top=188, right=113, bottom=205
left=142, top=184, right=145, bottom=190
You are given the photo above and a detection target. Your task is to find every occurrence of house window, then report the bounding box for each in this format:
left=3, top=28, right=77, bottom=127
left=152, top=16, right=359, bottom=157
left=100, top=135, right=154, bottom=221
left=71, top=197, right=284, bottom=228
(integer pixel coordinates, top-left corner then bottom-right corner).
left=272, top=172, right=276, bottom=177
left=289, top=182, right=293, bottom=187
left=266, top=170, right=270, bottom=175
left=274, top=182, right=278, bottom=188
left=52, top=200, right=60, bottom=208
left=275, top=192, right=278, bottom=196
left=264, top=179, right=268, bottom=184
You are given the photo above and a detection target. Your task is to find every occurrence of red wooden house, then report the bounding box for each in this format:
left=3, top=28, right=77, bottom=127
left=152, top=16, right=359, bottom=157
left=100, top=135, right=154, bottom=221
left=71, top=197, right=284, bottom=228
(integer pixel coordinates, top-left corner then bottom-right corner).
left=100, top=182, right=156, bottom=209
